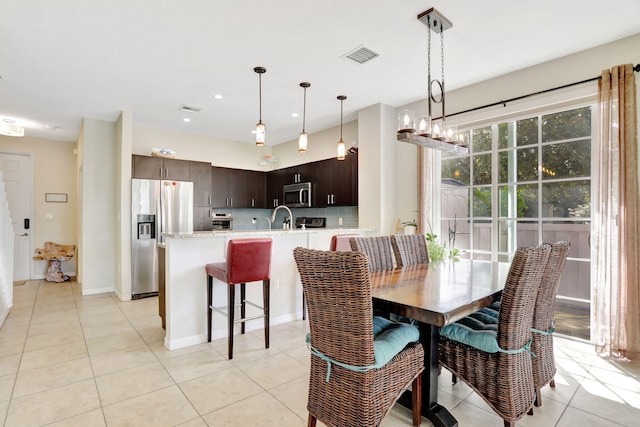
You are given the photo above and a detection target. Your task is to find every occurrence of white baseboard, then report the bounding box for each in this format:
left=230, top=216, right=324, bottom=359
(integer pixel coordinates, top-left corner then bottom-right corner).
left=164, top=313, right=299, bottom=350
left=32, top=271, right=77, bottom=281
left=82, top=286, right=115, bottom=296
left=164, top=333, right=207, bottom=351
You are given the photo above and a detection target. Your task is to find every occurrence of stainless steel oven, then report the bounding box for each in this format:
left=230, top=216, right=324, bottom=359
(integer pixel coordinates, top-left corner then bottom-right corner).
left=283, top=182, right=312, bottom=208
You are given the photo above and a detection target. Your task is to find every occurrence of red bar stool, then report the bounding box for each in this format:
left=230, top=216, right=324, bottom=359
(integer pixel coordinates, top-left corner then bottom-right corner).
left=330, top=233, right=360, bottom=251
left=205, top=238, right=272, bottom=359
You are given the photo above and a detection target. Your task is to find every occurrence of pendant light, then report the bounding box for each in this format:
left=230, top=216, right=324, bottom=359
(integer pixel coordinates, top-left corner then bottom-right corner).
left=254, top=66, right=266, bottom=146
left=298, top=82, right=310, bottom=153
left=336, top=95, right=347, bottom=161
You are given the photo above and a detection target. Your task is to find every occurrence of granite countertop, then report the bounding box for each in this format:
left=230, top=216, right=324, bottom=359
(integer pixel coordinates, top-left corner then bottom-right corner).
left=163, top=228, right=371, bottom=239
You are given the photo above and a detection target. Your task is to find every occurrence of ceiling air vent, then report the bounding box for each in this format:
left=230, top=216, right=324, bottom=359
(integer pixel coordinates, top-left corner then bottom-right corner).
left=178, top=104, right=203, bottom=113
left=343, top=45, right=380, bottom=64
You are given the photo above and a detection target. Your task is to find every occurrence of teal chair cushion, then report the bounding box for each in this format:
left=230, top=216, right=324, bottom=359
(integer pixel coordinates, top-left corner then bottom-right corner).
left=305, top=316, right=420, bottom=379
left=440, top=308, right=533, bottom=355
left=440, top=322, right=502, bottom=353
left=372, top=316, right=420, bottom=368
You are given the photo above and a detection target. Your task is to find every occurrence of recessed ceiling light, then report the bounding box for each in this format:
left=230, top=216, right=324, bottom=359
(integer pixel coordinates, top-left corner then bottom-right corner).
left=214, top=94, right=223, bottom=99
left=0, top=118, right=24, bottom=137
left=291, top=113, right=299, bottom=118
left=251, top=130, right=256, bottom=134
left=183, top=118, right=191, bottom=123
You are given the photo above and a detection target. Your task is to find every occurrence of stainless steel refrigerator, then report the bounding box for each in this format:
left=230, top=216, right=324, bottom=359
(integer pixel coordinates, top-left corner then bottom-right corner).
left=131, top=179, right=193, bottom=299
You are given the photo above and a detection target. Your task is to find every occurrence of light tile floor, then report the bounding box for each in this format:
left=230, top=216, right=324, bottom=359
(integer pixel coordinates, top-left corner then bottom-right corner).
left=1, top=280, right=639, bottom=426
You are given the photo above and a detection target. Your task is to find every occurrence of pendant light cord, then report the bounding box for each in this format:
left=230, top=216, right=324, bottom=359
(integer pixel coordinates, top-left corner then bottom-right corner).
left=259, top=73, right=263, bottom=122
left=302, top=87, right=307, bottom=132
left=340, top=98, right=343, bottom=140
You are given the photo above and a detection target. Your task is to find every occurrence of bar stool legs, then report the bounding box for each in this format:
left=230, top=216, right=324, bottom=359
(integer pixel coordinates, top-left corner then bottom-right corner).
left=206, top=279, right=271, bottom=359
left=263, top=279, right=270, bottom=349
left=207, top=276, right=213, bottom=343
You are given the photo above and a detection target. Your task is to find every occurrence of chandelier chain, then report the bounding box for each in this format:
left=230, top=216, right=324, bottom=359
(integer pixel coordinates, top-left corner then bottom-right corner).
left=427, top=16, right=432, bottom=117
left=440, top=24, right=445, bottom=128
left=440, top=26, right=445, bottom=90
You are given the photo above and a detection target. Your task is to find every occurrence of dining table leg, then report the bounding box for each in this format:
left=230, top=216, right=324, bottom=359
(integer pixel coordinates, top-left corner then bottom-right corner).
left=418, top=322, right=458, bottom=427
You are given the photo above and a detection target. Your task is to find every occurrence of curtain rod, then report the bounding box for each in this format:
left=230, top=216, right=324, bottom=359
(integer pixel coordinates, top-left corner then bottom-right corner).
left=442, top=63, right=640, bottom=119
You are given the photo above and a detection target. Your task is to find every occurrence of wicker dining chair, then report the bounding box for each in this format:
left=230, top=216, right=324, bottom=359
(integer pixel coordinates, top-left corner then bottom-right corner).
left=391, top=234, right=430, bottom=267
left=481, top=240, right=571, bottom=408
left=349, top=236, right=395, bottom=272
left=438, top=244, right=551, bottom=427
left=293, top=247, right=425, bottom=427
left=530, top=240, right=571, bottom=406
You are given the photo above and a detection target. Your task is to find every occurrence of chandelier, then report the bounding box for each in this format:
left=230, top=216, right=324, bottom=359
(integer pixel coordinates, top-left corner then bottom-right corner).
left=397, top=8, right=468, bottom=154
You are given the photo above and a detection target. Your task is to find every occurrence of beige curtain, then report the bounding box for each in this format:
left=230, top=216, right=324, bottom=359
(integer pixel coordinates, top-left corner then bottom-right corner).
left=418, top=146, right=437, bottom=236
left=593, top=64, right=640, bottom=359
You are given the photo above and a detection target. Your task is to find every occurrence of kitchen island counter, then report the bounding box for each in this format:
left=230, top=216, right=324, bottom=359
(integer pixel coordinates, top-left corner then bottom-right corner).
left=163, top=227, right=365, bottom=238
left=162, top=228, right=373, bottom=350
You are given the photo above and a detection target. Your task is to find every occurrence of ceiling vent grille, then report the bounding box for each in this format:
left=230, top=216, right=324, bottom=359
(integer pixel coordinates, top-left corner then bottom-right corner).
left=343, top=45, right=380, bottom=64
left=178, top=104, right=203, bottom=113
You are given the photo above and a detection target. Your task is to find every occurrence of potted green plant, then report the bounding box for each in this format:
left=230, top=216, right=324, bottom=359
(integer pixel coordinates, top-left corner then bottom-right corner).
left=401, top=219, right=417, bottom=235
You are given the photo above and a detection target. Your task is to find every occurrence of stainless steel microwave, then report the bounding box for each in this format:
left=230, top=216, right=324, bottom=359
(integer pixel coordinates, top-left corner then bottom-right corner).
left=283, top=182, right=312, bottom=208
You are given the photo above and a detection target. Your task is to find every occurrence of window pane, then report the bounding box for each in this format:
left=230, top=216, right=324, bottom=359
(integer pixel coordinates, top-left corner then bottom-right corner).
left=498, top=220, right=515, bottom=253
left=473, top=221, right=492, bottom=253
left=442, top=157, right=470, bottom=185
left=440, top=220, right=470, bottom=252
left=542, top=106, right=591, bottom=142
left=498, top=151, right=509, bottom=183
left=542, top=139, right=591, bottom=179
left=542, top=221, right=590, bottom=259
left=473, top=153, right=492, bottom=185
left=557, top=260, right=590, bottom=300
left=441, top=187, right=470, bottom=220
left=518, top=183, right=538, bottom=218
left=542, top=180, right=590, bottom=218
left=497, top=123, right=509, bottom=149
left=517, top=117, right=538, bottom=146
left=472, top=187, right=492, bottom=218
left=498, top=185, right=526, bottom=218
left=473, top=126, right=492, bottom=152
left=517, top=147, right=538, bottom=181
left=516, top=221, right=539, bottom=247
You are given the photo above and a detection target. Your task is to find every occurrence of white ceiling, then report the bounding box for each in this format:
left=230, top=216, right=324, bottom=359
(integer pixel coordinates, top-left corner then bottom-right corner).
left=1, top=0, right=640, bottom=145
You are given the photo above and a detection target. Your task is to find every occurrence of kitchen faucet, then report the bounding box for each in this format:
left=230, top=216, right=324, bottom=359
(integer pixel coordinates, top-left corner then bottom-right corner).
left=271, top=205, right=293, bottom=229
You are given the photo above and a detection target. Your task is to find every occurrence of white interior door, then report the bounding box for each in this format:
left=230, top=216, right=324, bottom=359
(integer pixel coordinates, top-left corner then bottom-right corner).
left=0, top=153, right=33, bottom=281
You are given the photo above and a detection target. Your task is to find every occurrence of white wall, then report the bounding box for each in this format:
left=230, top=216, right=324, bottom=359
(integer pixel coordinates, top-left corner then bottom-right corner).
left=78, top=118, right=116, bottom=295
left=115, top=112, right=133, bottom=300
left=356, top=104, right=398, bottom=235
left=132, top=126, right=272, bottom=171
left=272, top=121, right=358, bottom=168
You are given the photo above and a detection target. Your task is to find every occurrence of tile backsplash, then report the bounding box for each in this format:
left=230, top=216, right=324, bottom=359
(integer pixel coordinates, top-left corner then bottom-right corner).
left=212, top=206, right=358, bottom=231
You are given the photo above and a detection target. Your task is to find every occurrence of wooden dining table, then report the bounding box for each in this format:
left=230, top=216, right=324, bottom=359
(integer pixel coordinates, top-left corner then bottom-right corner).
left=370, top=259, right=510, bottom=427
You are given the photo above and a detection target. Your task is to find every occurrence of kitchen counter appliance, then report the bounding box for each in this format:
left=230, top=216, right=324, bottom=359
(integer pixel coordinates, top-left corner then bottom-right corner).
left=295, top=217, right=326, bottom=229
left=131, top=178, right=193, bottom=299
left=212, top=214, right=233, bottom=230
